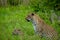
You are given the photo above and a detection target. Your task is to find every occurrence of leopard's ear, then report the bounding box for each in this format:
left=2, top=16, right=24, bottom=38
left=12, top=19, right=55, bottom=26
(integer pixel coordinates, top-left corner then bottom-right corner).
left=31, top=13, right=34, bottom=16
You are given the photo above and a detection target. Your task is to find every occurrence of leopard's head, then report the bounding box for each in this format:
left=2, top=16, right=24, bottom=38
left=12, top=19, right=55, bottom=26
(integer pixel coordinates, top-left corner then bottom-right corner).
left=25, top=13, right=34, bottom=22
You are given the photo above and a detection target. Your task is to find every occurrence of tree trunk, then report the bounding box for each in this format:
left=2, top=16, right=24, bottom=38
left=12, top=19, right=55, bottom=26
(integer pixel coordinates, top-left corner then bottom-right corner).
left=0, top=0, right=7, bottom=6
left=22, top=0, right=30, bottom=6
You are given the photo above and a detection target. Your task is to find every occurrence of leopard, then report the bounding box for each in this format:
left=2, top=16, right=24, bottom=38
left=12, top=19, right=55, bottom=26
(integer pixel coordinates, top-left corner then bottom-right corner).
left=25, top=12, right=58, bottom=40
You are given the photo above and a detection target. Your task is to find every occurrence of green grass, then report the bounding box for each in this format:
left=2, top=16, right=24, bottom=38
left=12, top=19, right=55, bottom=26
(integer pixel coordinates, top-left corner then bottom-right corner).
left=0, top=6, right=60, bottom=40
left=0, top=6, right=42, bottom=40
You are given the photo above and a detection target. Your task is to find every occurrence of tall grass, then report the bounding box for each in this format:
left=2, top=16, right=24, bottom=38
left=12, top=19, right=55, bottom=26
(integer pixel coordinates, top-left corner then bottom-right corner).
left=0, top=6, right=60, bottom=40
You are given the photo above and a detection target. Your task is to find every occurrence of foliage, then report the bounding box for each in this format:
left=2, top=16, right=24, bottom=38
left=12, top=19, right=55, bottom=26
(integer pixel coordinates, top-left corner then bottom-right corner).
left=0, top=6, right=60, bottom=40
left=0, top=0, right=60, bottom=40
left=30, top=0, right=60, bottom=12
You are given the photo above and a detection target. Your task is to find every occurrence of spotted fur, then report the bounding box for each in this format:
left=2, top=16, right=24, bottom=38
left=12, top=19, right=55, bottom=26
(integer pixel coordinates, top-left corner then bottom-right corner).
left=25, top=13, right=58, bottom=40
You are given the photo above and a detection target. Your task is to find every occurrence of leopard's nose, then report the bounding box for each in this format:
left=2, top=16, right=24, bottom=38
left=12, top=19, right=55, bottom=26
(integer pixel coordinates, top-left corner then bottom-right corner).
left=25, top=18, right=30, bottom=22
